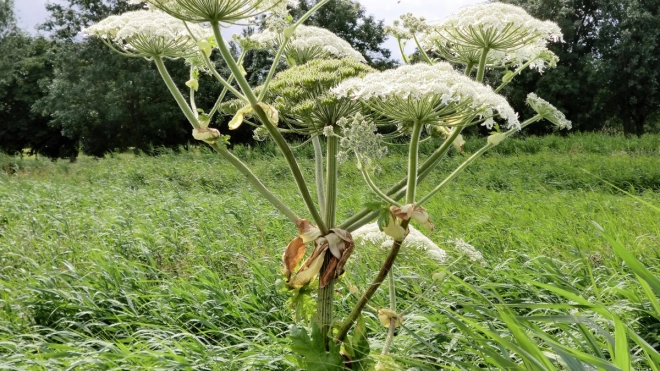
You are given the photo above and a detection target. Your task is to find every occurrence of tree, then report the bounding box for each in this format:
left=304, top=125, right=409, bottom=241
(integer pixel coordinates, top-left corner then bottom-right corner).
left=597, top=0, right=660, bottom=136
left=0, top=1, right=78, bottom=159
left=290, top=0, right=395, bottom=70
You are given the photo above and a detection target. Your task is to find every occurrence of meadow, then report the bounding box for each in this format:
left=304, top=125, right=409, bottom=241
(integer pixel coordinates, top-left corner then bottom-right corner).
left=1, top=133, right=659, bottom=370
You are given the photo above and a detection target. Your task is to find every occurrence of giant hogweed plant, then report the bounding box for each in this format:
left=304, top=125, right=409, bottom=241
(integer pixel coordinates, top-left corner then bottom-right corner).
left=85, top=1, right=571, bottom=368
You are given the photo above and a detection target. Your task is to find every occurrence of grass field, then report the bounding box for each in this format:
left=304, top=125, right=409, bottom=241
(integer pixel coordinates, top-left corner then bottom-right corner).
left=1, top=133, right=659, bottom=370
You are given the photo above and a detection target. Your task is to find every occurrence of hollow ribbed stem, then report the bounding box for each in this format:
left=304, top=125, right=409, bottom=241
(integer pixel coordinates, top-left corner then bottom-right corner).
left=406, top=121, right=424, bottom=204
left=324, top=134, right=338, bottom=227
left=476, top=47, right=490, bottom=83
left=212, top=22, right=327, bottom=233
left=381, top=269, right=397, bottom=355
left=397, top=39, right=409, bottom=64
left=336, top=220, right=410, bottom=343
left=316, top=134, right=338, bottom=344
left=339, top=127, right=463, bottom=230
left=154, top=57, right=199, bottom=129
left=313, top=136, right=326, bottom=217
left=210, top=143, right=299, bottom=222
left=417, top=116, right=542, bottom=206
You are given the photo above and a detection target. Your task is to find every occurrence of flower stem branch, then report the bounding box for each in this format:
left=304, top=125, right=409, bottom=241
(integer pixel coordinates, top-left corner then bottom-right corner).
left=336, top=220, right=409, bottom=343
left=397, top=39, right=409, bottom=64
left=360, top=163, right=401, bottom=207
left=406, top=121, right=424, bottom=204
left=154, top=57, right=298, bottom=222
left=339, top=127, right=463, bottom=231
left=212, top=21, right=327, bottom=233
left=208, top=51, right=246, bottom=119
left=413, top=34, right=433, bottom=64
left=381, top=270, right=397, bottom=355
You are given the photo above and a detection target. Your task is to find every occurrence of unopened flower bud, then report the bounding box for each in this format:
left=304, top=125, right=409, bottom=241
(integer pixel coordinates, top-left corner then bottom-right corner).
left=192, top=127, right=221, bottom=144
left=197, top=39, right=212, bottom=57
left=185, top=78, right=199, bottom=91
left=487, top=132, right=507, bottom=146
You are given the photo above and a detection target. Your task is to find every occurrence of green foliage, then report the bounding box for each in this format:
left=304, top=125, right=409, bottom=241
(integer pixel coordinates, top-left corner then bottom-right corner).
left=290, top=324, right=344, bottom=370
left=498, top=0, right=660, bottom=135
left=343, top=315, right=373, bottom=370
left=1, top=136, right=659, bottom=369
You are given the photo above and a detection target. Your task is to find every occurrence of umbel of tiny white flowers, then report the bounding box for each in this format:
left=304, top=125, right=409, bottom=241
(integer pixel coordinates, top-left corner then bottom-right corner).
left=84, top=10, right=213, bottom=59
left=247, top=25, right=367, bottom=66
left=134, top=0, right=297, bottom=24
left=434, top=3, right=562, bottom=51
left=332, top=62, right=520, bottom=130
left=526, top=93, right=572, bottom=130
left=221, top=58, right=374, bottom=136
left=336, top=113, right=388, bottom=168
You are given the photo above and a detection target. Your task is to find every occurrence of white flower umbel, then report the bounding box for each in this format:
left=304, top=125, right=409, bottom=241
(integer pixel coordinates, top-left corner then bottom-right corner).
left=453, top=238, right=485, bottom=264
left=352, top=223, right=446, bottom=263
left=332, top=62, right=519, bottom=129
left=142, top=0, right=296, bottom=24
left=527, top=93, right=572, bottom=129
left=435, top=3, right=562, bottom=51
left=248, top=25, right=366, bottom=65
left=84, top=10, right=213, bottom=58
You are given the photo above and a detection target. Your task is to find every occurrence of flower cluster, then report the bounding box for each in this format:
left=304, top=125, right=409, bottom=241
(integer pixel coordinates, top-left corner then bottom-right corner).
left=352, top=222, right=447, bottom=263
left=526, top=93, right=572, bottom=129
left=413, top=3, right=562, bottom=71
left=453, top=238, right=485, bottom=263
left=139, top=0, right=297, bottom=24
left=336, top=113, right=387, bottom=167
left=84, top=10, right=213, bottom=58
left=248, top=25, right=366, bottom=65
left=222, top=58, right=374, bottom=135
left=437, top=3, right=562, bottom=49
left=332, top=63, right=519, bottom=129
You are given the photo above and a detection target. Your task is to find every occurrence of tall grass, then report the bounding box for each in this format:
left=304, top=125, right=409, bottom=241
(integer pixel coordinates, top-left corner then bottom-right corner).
left=1, top=133, right=659, bottom=369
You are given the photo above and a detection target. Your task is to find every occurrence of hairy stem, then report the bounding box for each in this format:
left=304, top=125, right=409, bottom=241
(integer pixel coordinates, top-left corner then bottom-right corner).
left=324, top=134, right=338, bottom=227
left=360, top=163, right=401, bottom=207
left=397, top=39, right=409, bottom=64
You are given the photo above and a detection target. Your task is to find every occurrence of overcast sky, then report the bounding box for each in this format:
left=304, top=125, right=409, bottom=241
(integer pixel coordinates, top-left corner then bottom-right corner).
left=14, top=0, right=485, bottom=57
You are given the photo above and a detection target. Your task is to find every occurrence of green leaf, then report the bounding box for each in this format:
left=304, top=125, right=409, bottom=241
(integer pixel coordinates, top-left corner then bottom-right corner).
left=343, top=315, right=373, bottom=371
left=290, top=323, right=343, bottom=371
left=286, top=287, right=316, bottom=322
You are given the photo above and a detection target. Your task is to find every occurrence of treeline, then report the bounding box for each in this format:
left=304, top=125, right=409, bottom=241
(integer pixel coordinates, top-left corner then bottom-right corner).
left=0, top=0, right=658, bottom=160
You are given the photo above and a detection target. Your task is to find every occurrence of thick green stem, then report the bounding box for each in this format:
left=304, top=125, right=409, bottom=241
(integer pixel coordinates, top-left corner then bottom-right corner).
left=494, top=57, right=537, bottom=93
left=336, top=220, right=409, bottom=343
left=315, top=134, right=339, bottom=343
left=154, top=57, right=199, bottom=129
left=313, top=136, right=326, bottom=217
left=339, top=127, right=462, bottom=230
left=406, top=121, right=424, bottom=204
left=212, top=22, right=327, bottom=233
left=324, top=134, right=338, bottom=227
left=316, top=253, right=335, bottom=346
left=210, top=143, right=299, bottom=222
left=476, top=47, right=490, bottom=83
